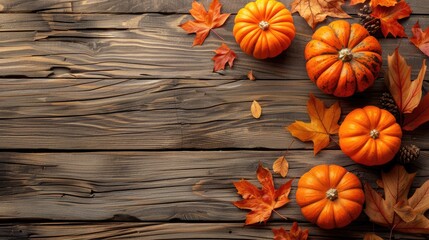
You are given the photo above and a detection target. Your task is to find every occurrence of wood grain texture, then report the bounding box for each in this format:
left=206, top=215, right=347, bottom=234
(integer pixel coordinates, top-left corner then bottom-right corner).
left=1, top=79, right=428, bottom=150
left=0, top=13, right=426, bottom=79
left=0, top=0, right=426, bottom=14
left=1, top=222, right=427, bottom=240
left=0, top=150, right=427, bottom=223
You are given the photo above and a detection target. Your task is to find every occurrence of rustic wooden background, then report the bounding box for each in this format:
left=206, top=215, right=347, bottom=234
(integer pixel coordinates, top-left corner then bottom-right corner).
left=0, top=0, right=428, bottom=239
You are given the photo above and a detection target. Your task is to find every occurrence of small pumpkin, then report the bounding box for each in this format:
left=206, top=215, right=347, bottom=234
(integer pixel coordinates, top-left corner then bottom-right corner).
left=233, top=0, right=295, bottom=59
left=296, top=164, right=364, bottom=229
left=305, top=20, right=382, bottom=97
left=339, top=106, right=402, bottom=166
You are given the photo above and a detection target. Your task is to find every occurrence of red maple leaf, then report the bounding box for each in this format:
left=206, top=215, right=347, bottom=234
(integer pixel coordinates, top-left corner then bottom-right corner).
left=371, top=0, right=412, bottom=38
left=212, top=43, right=236, bottom=72
left=410, top=21, right=429, bottom=57
left=233, top=163, right=293, bottom=225
left=272, top=222, right=309, bottom=240
left=179, top=0, right=230, bottom=46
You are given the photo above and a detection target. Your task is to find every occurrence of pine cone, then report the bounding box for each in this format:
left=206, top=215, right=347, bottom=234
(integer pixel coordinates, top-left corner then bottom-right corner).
left=358, top=5, right=381, bottom=36
left=397, top=144, right=420, bottom=164
left=380, top=92, right=400, bottom=121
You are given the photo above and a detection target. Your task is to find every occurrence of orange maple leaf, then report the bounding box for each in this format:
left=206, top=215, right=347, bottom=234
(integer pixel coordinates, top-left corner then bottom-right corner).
left=364, top=165, right=429, bottom=234
left=350, top=0, right=398, bottom=8
left=290, top=0, right=351, bottom=29
left=179, top=0, right=230, bottom=46
left=410, top=21, right=429, bottom=57
left=386, top=48, right=427, bottom=114
left=403, top=93, right=429, bottom=131
left=287, top=94, right=340, bottom=155
left=272, top=222, right=309, bottom=240
left=212, top=43, right=236, bottom=72
left=371, top=0, right=412, bottom=38
left=233, top=163, right=293, bottom=225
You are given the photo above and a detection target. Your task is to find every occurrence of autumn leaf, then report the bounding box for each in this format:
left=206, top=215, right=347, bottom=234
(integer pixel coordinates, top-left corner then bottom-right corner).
left=287, top=94, right=340, bottom=155
left=364, top=164, right=429, bottom=234
left=233, top=163, right=293, bottom=225
left=350, top=0, right=397, bottom=8
left=371, top=0, right=412, bottom=38
left=403, top=93, right=429, bottom=131
left=179, top=0, right=230, bottom=46
left=212, top=43, right=236, bottom=72
left=290, top=0, right=351, bottom=29
left=248, top=70, right=255, bottom=81
left=410, top=21, right=429, bottom=57
left=273, top=156, right=289, bottom=178
left=272, top=222, right=309, bottom=240
left=251, top=100, right=262, bottom=119
left=363, top=233, right=384, bottom=240
left=386, top=48, right=427, bottom=114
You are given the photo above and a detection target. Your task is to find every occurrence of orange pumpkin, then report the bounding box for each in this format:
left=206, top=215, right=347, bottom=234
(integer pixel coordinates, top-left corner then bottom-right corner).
left=233, top=0, right=295, bottom=59
left=296, top=164, right=364, bottom=229
left=305, top=20, right=382, bottom=97
left=339, top=106, right=402, bottom=166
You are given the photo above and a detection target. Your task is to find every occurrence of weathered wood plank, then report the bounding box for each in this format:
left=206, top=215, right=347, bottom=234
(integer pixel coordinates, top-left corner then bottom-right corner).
left=0, top=150, right=427, bottom=223
left=1, top=222, right=426, bottom=240
left=0, top=79, right=428, bottom=150
left=0, top=14, right=426, bottom=79
left=0, top=0, right=426, bottom=14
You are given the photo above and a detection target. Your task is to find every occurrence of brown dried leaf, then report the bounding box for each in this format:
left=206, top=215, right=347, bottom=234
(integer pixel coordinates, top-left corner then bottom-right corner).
left=363, top=233, right=384, bottom=240
left=364, top=165, right=429, bottom=234
left=248, top=70, right=256, bottom=81
left=251, top=100, right=262, bottom=119
left=273, top=156, right=289, bottom=178
left=290, top=0, right=351, bottom=29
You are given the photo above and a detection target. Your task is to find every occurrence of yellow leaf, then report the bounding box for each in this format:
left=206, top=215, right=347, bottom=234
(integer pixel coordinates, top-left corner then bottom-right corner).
left=287, top=94, right=340, bottom=155
left=251, top=100, right=262, bottom=119
left=273, top=156, right=289, bottom=178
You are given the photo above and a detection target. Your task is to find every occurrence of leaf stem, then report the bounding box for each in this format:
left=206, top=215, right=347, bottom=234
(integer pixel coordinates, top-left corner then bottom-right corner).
left=273, top=209, right=288, bottom=221
left=329, top=135, right=339, bottom=146
left=211, top=29, right=224, bottom=41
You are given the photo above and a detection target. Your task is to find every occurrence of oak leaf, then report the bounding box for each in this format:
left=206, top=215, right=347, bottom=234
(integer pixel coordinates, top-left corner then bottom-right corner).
left=410, top=21, right=429, bottom=57
left=403, top=93, right=429, bottom=131
left=251, top=100, right=262, bottom=119
left=371, top=0, right=412, bottom=38
left=386, top=48, right=427, bottom=114
left=350, top=0, right=397, bottom=8
left=179, top=0, right=230, bottom=46
left=290, top=0, right=351, bottom=29
left=212, top=43, right=236, bottom=72
left=363, top=233, right=384, bottom=240
left=287, top=94, right=340, bottom=155
left=364, top=164, right=429, bottom=234
left=273, top=156, right=289, bottom=178
left=272, top=222, right=309, bottom=240
left=233, top=163, right=293, bottom=225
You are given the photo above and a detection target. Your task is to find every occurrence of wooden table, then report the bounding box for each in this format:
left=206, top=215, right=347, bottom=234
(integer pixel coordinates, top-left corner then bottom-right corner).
left=0, top=0, right=428, bottom=239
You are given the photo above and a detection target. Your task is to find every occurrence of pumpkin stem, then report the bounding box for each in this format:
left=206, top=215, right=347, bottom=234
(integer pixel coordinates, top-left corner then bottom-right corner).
left=370, top=129, right=379, bottom=139
left=338, top=48, right=353, bottom=62
left=259, top=21, right=270, bottom=30
left=326, top=188, right=338, bottom=201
